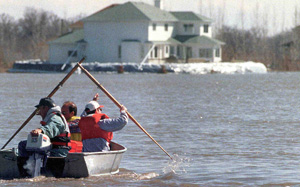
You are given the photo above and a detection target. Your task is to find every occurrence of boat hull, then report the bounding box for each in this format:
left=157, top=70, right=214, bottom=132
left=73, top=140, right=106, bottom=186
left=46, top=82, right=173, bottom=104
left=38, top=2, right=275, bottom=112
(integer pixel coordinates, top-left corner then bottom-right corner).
left=0, top=141, right=126, bottom=179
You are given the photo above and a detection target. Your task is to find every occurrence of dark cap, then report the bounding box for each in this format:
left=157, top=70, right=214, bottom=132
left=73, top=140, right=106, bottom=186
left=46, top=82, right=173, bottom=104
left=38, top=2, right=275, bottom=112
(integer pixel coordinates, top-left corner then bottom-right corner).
left=35, top=97, right=56, bottom=108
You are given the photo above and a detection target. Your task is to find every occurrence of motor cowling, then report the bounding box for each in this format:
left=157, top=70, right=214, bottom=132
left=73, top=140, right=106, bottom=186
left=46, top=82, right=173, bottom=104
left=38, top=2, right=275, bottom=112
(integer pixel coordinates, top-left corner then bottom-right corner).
left=26, top=133, right=52, bottom=152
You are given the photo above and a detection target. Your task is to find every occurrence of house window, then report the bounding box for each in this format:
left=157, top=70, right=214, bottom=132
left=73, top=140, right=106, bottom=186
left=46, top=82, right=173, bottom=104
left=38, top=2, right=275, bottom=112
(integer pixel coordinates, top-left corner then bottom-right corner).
left=165, top=46, right=169, bottom=53
left=204, top=24, right=209, bottom=33
left=118, top=45, right=121, bottom=58
left=177, top=46, right=180, bottom=57
left=164, top=24, right=168, bottom=31
left=154, top=47, right=158, bottom=58
left=170, top=46, right=175, bottom=55
left=141, top=45, right=144, bottom=58
left=153, top=23, right=156, bottom=31
left=68, top=50, right=77, bottom=57
left=187, top=47, right=192, bottom=58
left=184, top=24, right=194, bottom=32
left=199, top=49, right=212, bottom=58
left=215, top=48, right=220, bottom=57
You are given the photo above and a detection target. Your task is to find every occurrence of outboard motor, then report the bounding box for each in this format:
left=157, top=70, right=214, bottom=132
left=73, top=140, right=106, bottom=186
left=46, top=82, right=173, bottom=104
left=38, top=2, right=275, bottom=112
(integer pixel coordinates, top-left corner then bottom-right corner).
left=25, top=133, right=51, bottom=177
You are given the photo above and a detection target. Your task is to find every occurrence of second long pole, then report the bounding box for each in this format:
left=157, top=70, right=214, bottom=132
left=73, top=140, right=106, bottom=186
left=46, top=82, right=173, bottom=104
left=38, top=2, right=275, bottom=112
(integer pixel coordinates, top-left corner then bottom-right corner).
left=77, top=63, right=173, bottom=160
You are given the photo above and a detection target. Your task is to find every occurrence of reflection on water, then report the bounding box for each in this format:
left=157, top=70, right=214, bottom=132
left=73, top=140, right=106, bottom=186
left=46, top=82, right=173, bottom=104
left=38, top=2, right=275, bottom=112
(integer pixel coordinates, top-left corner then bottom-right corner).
left=1, top=72, right=300, bottom=186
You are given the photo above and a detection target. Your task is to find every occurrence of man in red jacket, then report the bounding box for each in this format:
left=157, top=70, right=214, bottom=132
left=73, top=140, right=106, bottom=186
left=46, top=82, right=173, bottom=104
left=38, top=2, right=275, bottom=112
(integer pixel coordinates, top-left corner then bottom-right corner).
left=78, top=94, right=128, bottom=152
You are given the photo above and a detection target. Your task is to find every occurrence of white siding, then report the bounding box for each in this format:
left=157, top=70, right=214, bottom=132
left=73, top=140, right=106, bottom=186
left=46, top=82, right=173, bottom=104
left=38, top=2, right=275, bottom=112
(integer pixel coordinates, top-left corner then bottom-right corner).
left=84, top=21, right=149, bottom=63
left=200, top=24, right=212, bottom=37
left=121, top=41, right=141, bottom=63
left=48, top=7, right=223, bottom=64
left=148, top=22, right=174, bottom=41
left=174, top=22, right=200, bottom=36
left=213, top=48, right=222, bottom=62
left=49, top=44, right=78, bottom=64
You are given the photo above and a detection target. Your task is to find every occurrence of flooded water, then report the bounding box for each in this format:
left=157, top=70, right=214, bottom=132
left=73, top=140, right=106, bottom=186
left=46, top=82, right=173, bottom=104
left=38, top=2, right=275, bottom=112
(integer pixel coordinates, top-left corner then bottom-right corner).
left=1, top=72, right=300, bottom=186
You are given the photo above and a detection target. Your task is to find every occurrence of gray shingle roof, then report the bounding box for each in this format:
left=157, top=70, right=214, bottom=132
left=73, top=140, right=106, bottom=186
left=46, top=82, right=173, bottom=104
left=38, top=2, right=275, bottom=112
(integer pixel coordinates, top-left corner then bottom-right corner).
left=83, top=2, right=177, bottom=22
left=173, top=35, right=225, bottom=45
left=48, top=29, right=84, bottom=44
left=171, top=12, right=212, bottom=23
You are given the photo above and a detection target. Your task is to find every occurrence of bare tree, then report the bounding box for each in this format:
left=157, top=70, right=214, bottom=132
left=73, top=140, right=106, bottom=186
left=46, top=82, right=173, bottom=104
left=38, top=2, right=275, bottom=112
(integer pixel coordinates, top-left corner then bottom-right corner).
left=17, top=8, right=72, bottom=60
left=239, top=0, right=245, bottom=31
left=0, top=7, right=76, bottom=70
left=0, top=14, right=17, bottom=64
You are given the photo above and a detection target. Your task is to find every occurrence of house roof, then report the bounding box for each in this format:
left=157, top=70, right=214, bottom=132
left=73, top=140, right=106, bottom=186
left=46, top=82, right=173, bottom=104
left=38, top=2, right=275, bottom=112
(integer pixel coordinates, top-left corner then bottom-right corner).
left=69, top=20, right=83, bottom=29
left=82, top=2, right=177, bottom=22
left=171, top=12, right=212, bottom=23
left=173, top=35, right=225, bottom=45
left=48, top=29, right=84, bottom=44
left=150, top=38, right=182, bottom=45
left=69, top=4, right=120, bottom=29
left=149, top=35, right=224, bottom=46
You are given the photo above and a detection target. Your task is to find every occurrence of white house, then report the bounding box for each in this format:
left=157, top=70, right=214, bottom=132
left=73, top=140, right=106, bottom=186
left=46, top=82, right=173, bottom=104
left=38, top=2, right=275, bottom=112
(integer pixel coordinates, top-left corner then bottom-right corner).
left=48, top=1, right=225, bottom=64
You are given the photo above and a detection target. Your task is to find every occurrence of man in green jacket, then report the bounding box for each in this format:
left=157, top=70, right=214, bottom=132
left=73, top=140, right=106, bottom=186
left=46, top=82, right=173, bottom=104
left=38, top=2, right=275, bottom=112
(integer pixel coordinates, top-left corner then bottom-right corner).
left=18, top=97, right=71, bottom=157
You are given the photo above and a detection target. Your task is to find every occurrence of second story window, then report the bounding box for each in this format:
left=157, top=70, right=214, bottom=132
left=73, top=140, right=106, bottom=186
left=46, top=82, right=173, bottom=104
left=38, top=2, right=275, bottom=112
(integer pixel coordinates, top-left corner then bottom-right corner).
left=204, top=24, right=209, bottom=33
left=153, top=23, right=156, bottom=31
left=164, top=24, right=168, bottom=31
left=184, top=24, right=194, bottom=32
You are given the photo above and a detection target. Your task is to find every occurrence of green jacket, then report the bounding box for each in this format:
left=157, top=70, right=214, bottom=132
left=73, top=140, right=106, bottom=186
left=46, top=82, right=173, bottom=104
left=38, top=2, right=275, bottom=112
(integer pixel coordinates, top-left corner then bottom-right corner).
left=40, top=106, right=69, bottom=157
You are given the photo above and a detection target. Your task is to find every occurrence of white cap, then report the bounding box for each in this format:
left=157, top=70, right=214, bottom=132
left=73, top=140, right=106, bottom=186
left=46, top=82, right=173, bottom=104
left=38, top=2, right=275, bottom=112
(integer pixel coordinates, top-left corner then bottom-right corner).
left=85, top=101, right=104, bottom=112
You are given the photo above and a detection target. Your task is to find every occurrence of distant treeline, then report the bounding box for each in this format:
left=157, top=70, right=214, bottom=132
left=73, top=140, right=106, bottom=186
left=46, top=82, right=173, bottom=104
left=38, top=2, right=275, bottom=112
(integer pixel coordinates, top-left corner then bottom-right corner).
left=216, top=26, right=294, bottom=71
left=0, top=7, right=299, bottom=71
left=0, top=8, right=78, bottom=71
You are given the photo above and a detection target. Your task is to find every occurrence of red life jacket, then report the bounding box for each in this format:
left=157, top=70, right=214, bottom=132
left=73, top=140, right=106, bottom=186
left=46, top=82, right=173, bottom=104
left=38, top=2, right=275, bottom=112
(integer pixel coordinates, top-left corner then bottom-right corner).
left=69, top=140, right=83, bottom=153
left=78, top=113, right=113, bottom=142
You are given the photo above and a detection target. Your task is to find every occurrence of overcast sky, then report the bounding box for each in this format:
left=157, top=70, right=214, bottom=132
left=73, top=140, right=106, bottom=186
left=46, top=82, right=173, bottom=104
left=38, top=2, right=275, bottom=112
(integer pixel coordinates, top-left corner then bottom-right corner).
left=1, top=0, right=300, bottom=35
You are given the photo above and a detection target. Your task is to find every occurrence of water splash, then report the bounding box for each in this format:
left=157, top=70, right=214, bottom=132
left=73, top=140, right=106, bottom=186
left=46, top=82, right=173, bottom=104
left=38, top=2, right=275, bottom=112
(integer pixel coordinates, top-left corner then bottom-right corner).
left=163, top=153, right=191, bottom=174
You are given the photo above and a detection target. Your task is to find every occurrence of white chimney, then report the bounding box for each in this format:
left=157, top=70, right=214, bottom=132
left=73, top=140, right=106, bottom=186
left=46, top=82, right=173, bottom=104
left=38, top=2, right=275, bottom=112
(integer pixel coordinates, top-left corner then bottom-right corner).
left=154, top=0, right=163, bottom=9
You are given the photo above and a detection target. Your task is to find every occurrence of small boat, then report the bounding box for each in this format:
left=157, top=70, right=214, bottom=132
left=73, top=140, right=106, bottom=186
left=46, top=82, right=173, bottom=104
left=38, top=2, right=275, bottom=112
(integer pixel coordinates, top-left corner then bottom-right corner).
left=0, top=141, right=126, bottom=179
left=0, top=59, right=172, bottom=180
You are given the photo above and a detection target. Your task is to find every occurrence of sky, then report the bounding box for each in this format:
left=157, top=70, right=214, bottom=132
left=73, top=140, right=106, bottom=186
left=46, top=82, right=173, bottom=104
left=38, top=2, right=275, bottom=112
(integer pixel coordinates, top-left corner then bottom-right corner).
left=1, top=0, right=300, bottom=36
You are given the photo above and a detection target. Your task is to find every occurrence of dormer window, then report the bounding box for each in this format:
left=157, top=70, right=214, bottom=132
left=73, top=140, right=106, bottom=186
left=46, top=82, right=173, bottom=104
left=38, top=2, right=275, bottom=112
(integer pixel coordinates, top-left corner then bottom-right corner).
left=204, top=24, right=209, bottom=33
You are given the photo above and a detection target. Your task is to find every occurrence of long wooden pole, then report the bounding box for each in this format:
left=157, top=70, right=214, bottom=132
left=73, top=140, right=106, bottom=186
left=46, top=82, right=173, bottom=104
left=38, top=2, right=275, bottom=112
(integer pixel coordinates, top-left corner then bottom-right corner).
left=78, top=63, right=173, bottom=160
left=1, top=57, right=85, bottom=149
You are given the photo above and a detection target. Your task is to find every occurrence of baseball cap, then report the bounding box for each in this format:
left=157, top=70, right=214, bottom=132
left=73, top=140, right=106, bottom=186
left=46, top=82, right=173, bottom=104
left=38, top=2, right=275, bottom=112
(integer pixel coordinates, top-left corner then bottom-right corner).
left=85, top=101, right=104, bottom=112
left=35, top=97, right=56, bottom=108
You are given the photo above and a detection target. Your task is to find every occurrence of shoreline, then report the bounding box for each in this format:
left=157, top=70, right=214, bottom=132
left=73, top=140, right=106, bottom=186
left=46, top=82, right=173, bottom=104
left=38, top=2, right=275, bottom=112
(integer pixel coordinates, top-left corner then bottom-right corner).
left=5, top=61, right=268, bottom=74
